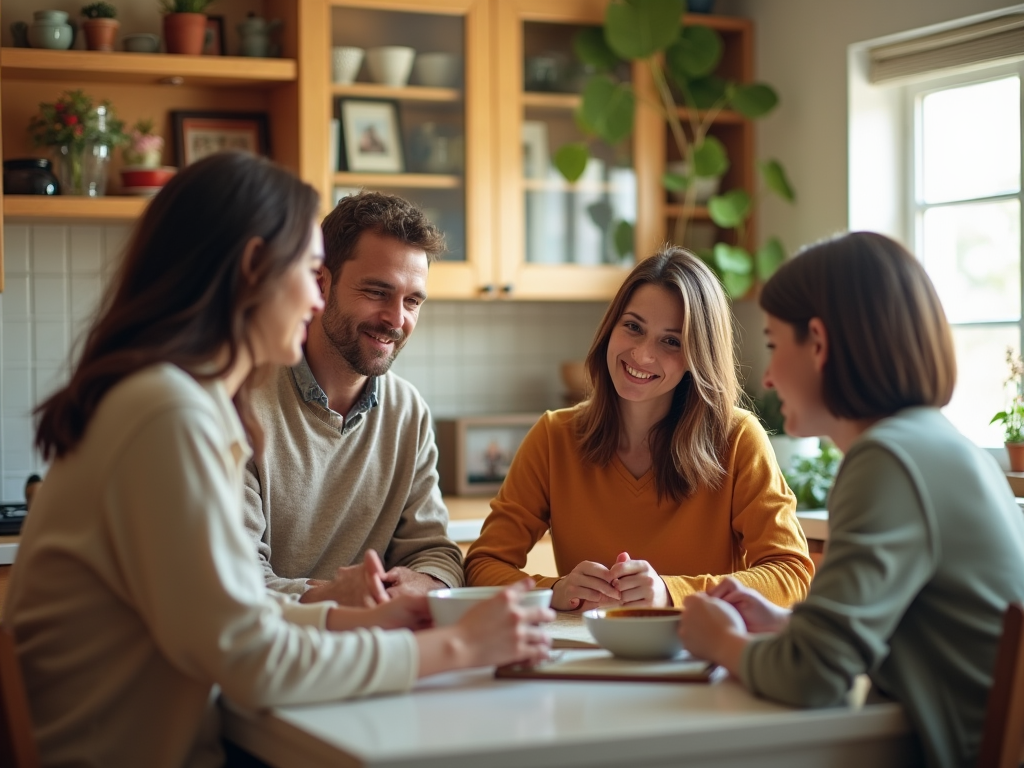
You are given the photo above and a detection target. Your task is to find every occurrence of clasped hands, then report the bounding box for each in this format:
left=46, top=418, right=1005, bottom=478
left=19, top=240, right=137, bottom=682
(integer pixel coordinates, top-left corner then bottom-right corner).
left=551, top=551, right=670, bottom=611
left=302, top=549, right=443, bottom=609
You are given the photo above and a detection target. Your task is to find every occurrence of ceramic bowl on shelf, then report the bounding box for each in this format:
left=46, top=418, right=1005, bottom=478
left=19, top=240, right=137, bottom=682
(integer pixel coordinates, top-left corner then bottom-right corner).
left=413, top=52, right=461, bottom=88
left=583, top=607, right=685, bottom=660
left=120, top=166, right=176, bottom=195
left=428, top=587, right=553, bottom=627
left=366, top=45, right=416, bottom=87
left=331, top=46, right=364, bottom=85
left=123, top=33, right=160, bottom=53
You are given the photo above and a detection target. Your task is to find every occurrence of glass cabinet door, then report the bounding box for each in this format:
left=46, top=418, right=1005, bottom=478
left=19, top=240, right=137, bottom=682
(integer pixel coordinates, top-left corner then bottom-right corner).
left=493, top=0, right=660, bottom=300
left=323, top=0, right=493, bottom=299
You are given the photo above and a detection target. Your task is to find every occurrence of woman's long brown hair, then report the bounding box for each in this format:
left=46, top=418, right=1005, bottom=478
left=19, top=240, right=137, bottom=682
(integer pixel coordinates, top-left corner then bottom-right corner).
left=574, top=247, right=741, bottom=501
left=35, top=151, right=320, bottom=460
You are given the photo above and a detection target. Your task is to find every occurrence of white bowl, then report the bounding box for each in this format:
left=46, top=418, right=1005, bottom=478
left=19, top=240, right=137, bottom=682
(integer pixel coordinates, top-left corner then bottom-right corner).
left=665, top=161, right=721, bottom=204
left=331, top=45, right=364, bottom=85
left=366, top=45, right=416, bottom=87
left=414, top=52, right=461, bottom=88
left=583, top=607, right=684, bottom=660
left=428, top=586, right=553, bottom=627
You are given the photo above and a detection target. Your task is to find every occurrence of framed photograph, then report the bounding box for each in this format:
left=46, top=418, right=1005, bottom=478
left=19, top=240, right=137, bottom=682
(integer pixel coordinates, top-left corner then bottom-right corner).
left=521, top=120, right=549, bottom=179
left=337, top=98, right=404, bottom=173
left=171, top=111, right=270, bottom=167
left=203, top=15, right=225, bottom=55
left=435, top=415, right=540, bottom=496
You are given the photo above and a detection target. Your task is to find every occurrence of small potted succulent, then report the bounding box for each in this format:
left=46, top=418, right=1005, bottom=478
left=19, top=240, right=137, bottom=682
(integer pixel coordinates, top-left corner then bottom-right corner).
left=991, top=348, right=1024, bottom=472
left=81, top=2, right=119, bottom=52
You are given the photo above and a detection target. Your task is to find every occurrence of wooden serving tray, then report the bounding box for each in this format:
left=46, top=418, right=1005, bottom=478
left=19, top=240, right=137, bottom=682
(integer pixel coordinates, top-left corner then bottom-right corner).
left=496, top=648, right=719, bottom=684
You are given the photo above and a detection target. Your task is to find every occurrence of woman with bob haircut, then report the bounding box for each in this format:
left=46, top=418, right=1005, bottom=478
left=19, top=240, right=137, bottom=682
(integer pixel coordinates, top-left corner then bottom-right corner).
left=679, top=231, right=1024, bottom=768
left=465, top=246, right=813, bottom=610
left=4, top=151, right=552, bottom=768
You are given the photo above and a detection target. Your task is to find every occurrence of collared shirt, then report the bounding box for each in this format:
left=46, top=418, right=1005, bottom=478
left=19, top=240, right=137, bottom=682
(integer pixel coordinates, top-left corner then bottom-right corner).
left=290, top=353, right=379, bottom=433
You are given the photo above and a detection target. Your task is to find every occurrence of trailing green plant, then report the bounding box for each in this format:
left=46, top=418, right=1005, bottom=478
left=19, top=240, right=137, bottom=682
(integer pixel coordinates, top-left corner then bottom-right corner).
left=991, top=347, right=1024, bottom=444
left=783, top=443, right=842, bottom=510
left=158, top=0, right=215, bottom=13
left=557, top=0, right=796, bottom=297
left=81, top=2, right=116, bottom=18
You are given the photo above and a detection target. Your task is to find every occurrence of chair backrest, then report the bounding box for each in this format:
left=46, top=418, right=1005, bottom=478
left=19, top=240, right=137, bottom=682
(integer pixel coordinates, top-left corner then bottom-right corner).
left=0, top=626, right=39, bottom=768
left=978, top=602, right=1024, bottom=768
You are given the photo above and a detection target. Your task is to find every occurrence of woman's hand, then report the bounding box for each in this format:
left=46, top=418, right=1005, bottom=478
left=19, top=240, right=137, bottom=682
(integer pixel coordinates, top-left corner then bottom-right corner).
left=678, top=592, right=749, bottom=676
left=551, top=561, right=621, bottom=610
left=707, top=577, right=791, bottom=633
left=608, top=551, right=670, bottom=607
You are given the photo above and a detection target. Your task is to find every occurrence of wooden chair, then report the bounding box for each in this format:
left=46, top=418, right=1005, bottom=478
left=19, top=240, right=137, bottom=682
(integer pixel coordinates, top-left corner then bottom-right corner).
left=978, top=602, right=1024, bottom=768
left=0, top=626, right=39, bottom=768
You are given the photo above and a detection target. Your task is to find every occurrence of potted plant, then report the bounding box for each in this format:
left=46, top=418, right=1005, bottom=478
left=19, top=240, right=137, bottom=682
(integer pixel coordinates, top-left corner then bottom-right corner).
left=81, top=3, right=119, bottom=52
left=159, top=0, right=215, bottom=55
left=556, top=0, right=796, bottom=297
left=122, top=119, right=164, bottom=168
left=991, top=348, right=1024, bottom=472
left=751, top=389, right=819, bottom=474
left=783, top=443, right=842, bottom=510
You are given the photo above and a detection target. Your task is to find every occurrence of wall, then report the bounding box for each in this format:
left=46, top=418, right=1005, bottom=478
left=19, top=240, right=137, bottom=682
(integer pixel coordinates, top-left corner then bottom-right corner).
left=720, top=0, right=1014, bottom=379
left=0, top=223, right=606, bottom=501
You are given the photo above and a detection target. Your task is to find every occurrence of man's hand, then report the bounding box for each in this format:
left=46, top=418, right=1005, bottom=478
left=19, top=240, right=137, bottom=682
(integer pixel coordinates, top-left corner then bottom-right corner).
left=300, top=550, right=390, bottom=607
left=380, top=566, right=447, bottom=598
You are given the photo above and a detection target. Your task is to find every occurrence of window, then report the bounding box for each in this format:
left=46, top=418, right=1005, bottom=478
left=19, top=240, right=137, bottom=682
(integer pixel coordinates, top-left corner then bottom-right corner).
left=908, top=68, right=1022, bottom=446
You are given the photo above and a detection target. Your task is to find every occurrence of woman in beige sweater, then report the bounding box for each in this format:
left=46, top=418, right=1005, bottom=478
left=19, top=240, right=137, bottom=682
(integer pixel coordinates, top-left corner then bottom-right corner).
left=5, top=151, right=551, bottom=768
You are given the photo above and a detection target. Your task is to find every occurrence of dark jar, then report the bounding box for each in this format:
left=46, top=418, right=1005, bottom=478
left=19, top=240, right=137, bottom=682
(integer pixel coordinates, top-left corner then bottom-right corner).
left=3, top=158, right=60, bottom=195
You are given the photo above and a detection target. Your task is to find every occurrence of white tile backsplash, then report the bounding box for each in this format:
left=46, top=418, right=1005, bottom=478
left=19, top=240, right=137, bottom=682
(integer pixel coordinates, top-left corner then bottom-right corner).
left=0, top=222, right=611, bottom=500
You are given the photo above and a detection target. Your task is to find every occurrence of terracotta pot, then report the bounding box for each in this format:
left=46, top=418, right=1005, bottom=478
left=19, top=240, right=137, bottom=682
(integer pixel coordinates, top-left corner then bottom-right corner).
left=1007, top=442, right=1024, bottom=473
left=82, top=18, right=119, bottom=52
left=163, top=12, right=206, bottom=55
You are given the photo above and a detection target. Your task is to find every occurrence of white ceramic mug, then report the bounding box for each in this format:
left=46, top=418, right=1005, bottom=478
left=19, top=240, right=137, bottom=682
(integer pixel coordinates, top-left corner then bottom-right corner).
left=331, top=46, right=364, bottom=85
left=414, top=52, right=461, bottom=88
left=366, top=46, right=416, bottom=87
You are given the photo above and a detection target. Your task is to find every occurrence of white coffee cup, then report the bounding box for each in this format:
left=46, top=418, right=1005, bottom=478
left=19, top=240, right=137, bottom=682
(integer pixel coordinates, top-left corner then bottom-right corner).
left=366, top=46, right=416, bottom=87
left=414, top=52, right=461, bottom=88
left=332, top=46, right=364, bottom=85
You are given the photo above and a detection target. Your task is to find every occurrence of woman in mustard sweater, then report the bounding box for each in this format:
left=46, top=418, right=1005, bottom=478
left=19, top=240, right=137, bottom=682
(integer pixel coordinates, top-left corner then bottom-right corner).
left=465, top=247, right=813, bottom=610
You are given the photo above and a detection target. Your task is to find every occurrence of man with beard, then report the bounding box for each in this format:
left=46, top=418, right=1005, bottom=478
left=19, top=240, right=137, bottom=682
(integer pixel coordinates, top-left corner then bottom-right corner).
left=242, top=191, right=464, bottom=607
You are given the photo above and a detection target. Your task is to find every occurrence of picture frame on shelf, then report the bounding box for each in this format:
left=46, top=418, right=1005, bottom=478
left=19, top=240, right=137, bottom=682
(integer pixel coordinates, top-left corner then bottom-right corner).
left=203, top=15, right=226, bottom=55
left=337, top=98, right=404, bottom=173
left=435, top=415, right=539, bottom=496
left=521, top=121, right=549, bottom=179
left=171, top=111, right=270, bottom=167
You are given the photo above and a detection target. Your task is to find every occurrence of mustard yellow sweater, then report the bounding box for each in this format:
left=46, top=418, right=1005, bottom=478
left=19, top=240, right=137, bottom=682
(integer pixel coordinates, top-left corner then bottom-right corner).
left=465, top=408, right=812, bottom=607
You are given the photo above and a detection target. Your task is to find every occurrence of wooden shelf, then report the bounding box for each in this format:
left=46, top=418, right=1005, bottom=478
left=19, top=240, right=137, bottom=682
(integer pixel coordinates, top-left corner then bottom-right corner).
left=0, top=48, right=296, bottom=87
left=331, top=83, right=461, bottom=103
left=522, top=91, right=581, bottom=111
left=523, top=177, right=620, bottom=193
left=3, top=195, right=149, bottom=221
left=333, top=172, right=461, bottom=189
left=665, top=203, right=711, bottom=220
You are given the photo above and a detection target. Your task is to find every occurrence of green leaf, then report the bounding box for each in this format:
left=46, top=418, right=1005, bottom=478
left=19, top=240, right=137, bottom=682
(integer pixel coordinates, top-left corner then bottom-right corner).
left=760, top=159, right=796, bottom=202
left=554, top=143, right=589, bottom=182
left=613, top=219, right=635, bottom=259
left=605, top=0, right=684, bottom=60
left=713, top=242, right=753, bottom=275
left=721, top=271, right=754, bottom=299
left=685, top=75, right=727, bottom=110
left=729, top=83, right=779, bottom=118
left=992, top=411, right=1010, bottom=425
left=662, top=171, right=689, bottom=192
left=573, top=27, right=621, bottom=72
left=692, top=136, right=729, bottom=177
left=665, top=24, right=722, bottom=80
left=755, top=237, right=786, bottom=281
left=579, top=75, right=635, bottom=145
left=707, top=189, right=750, bottom=227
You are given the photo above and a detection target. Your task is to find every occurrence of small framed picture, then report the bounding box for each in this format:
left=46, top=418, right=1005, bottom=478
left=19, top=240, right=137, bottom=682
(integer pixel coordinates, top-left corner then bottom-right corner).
left=203, top=15, right=225, bottom=55
left=337, top=98, right=404, bottom=173
left=171, top=111, right=270, bottom=167
left=521, top=120, right=549, bottom=179
left=435, top=415, right=540, bottom=496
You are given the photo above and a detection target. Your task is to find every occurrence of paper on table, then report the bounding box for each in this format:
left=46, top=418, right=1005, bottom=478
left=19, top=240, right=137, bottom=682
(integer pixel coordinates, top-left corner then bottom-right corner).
left=545, top=611, right=599, bottom=649
left=496, top=648, right=719, bottom=684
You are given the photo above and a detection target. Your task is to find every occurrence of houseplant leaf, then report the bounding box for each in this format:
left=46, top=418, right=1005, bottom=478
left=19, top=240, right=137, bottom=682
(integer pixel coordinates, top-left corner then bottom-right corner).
left=720, top=270, right=754, bottom=299
left=579, top=75, right=635, bottom=145
left=713, top=242, right=753, bottom=275
left=692, top=136, right=729, bottom=177
left=665, top=24, right=722, bottom=80
left=729, top=82, right=779, bottom=118
left=573, top=27, right=620, bottom=72
left=605, top=0, right=684, bottom=60
left=708, top=189, right=750, bottom=227
left=755, top=237, right=786, bottom=281
left=613, top=219, right=634, bottom=259
left=683, top=75, right=727, bottom=109
left=760, top=159, right=796, bottom=202
left=662, top=171, right=689, bottom=192
left=554, top=143, right=589, bottom=182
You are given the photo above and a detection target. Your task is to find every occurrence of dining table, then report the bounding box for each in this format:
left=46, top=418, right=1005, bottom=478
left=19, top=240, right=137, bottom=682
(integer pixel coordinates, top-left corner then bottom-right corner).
left=222, top=612, right=921, bottom=767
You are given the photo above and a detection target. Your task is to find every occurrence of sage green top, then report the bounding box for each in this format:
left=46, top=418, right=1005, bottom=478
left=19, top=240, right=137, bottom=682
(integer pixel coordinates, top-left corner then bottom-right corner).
left=741, top=407, right=1024, bottom=768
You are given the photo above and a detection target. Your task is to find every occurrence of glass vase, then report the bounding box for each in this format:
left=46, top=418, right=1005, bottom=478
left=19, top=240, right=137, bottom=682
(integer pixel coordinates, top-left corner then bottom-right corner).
left=54, top=141, right=112, bottom=197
